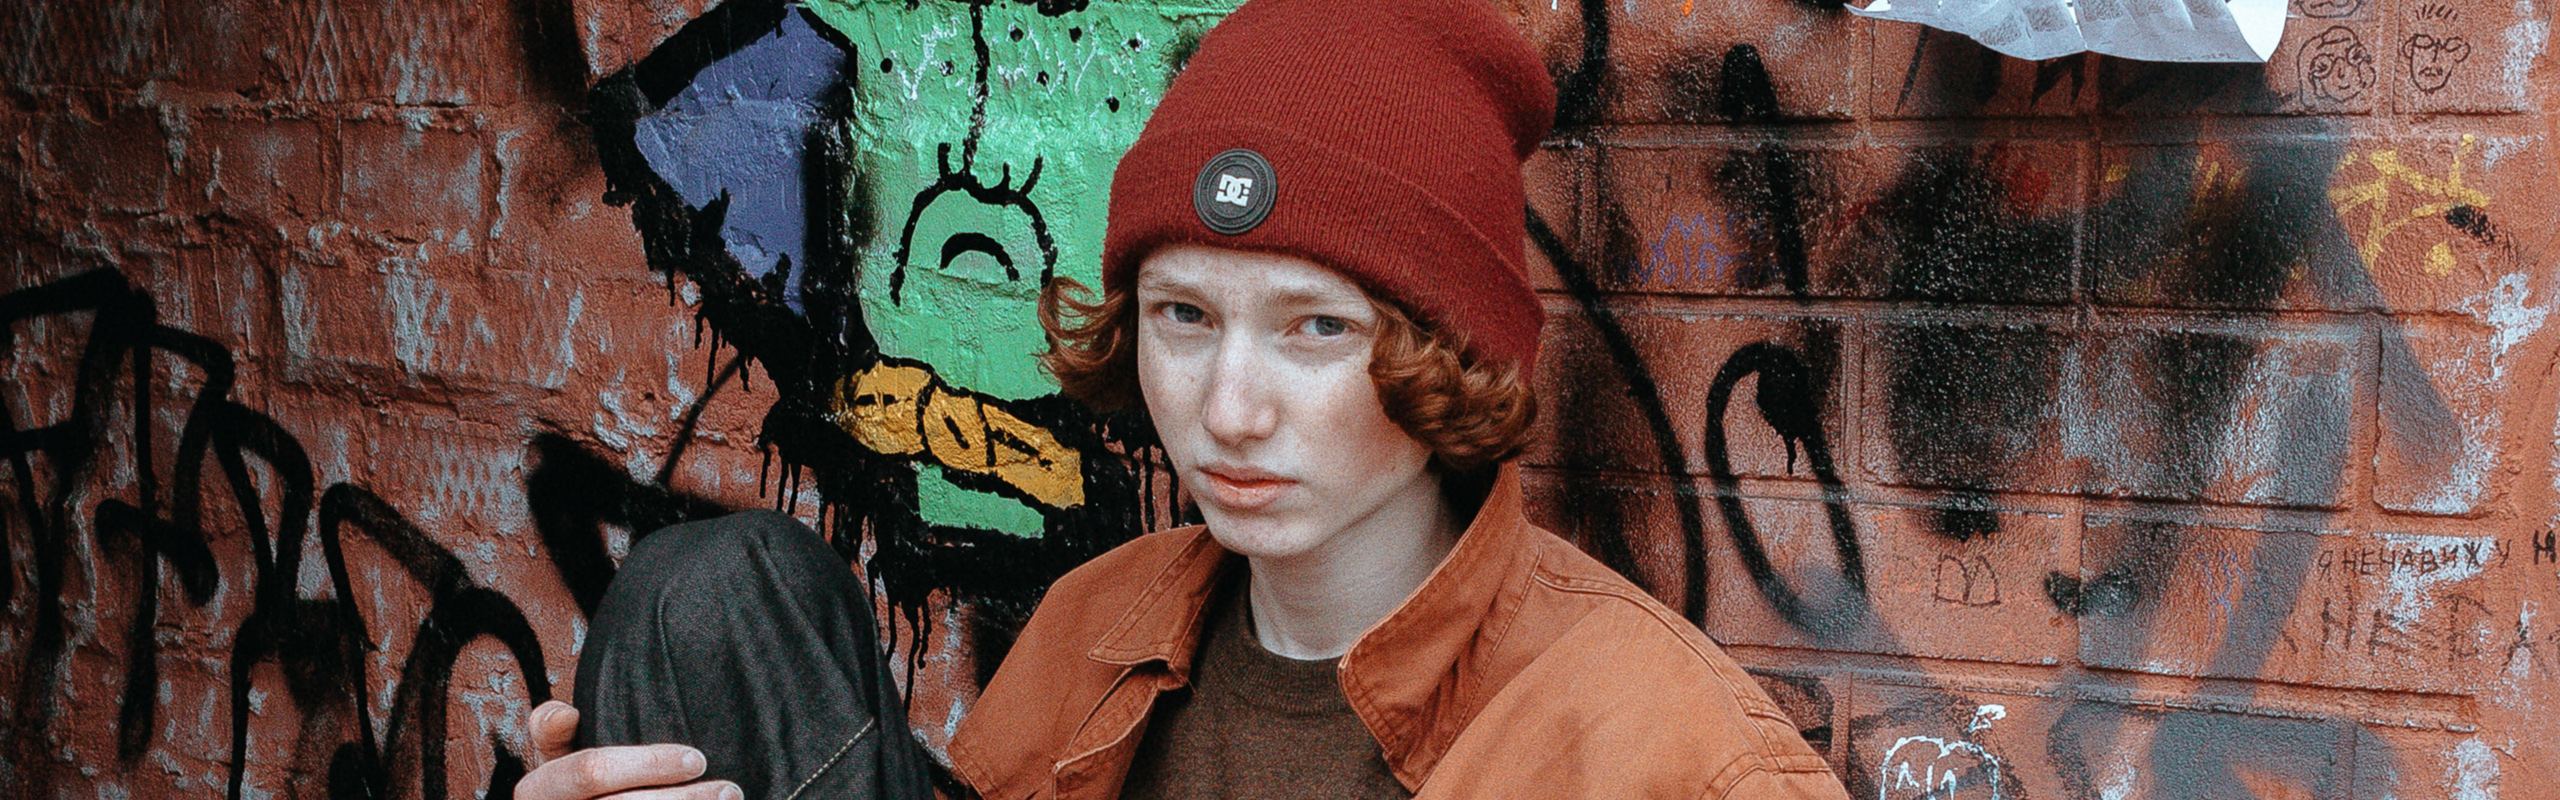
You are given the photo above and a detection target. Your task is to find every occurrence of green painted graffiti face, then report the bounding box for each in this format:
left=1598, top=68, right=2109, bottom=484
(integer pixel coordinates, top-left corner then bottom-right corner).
left=804, top=0, right=1238, bottom=535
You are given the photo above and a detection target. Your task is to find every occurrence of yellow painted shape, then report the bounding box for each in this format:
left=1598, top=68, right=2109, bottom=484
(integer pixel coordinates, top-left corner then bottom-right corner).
left=2327, top=135, right=2492, bottom=274
left=841, top=363, right=932, bottom=455
left=920, top=385, right=991, bottom=473
left=831, top=362, right=1085, bottom=508
left=983, top=406, right=1084, bottom=509
left=2425, top=241, right=2458, bottom=276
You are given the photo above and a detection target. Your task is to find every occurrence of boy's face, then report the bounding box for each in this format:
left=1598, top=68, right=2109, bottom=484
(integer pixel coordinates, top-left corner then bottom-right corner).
left=1134, top=246, right=1442, bottom=562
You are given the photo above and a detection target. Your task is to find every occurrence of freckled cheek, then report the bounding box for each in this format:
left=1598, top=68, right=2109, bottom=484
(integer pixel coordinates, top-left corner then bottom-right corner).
left=1135, top=342, right=1207, bottom=432
left=1293, top=364, right=1418, bottom=464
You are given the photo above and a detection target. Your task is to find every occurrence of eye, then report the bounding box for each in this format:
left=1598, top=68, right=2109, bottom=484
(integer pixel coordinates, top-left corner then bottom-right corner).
left=1166, top=302, right=1205, bottom=324
left=1302, top=315, right=1351, bottom=337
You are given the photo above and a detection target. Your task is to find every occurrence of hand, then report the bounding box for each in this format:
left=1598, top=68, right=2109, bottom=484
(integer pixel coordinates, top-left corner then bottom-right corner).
left=517, top=700, right=744, bottom=800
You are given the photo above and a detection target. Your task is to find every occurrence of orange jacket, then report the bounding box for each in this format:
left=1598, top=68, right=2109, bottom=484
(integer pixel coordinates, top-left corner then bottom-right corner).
left=949, top=469, right=1850, bottom=799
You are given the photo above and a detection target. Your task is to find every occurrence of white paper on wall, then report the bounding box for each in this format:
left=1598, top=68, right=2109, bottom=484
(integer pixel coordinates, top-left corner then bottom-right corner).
left=1850, top=0, right=2289, bottom=62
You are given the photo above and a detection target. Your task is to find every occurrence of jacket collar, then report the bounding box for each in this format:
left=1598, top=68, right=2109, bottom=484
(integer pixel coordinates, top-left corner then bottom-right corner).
left=1082, top=465, right=1538, bottom=787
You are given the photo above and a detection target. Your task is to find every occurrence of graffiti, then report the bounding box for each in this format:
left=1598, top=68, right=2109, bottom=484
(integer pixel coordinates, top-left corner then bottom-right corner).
left=1, top=270, right=553, bottom=800
left=7, top=0, right=2551, bottom=796
left=2314, top=592, right=2502, bottom=664
left=1524, top=0, right=2509, bottom=795
left=831, top=357, right=1085, bottom=510
left=2317, top=539, right=2511, bottom=577
left=587, top=0, right=1229, bottom=650
left=1703, top=341, right=1869, bottom=634
left=2401, top=32, right=2472, bottom=92
left=1876, top=706, right=2009, bottom=800
left=1932, top=556, right=2001, bottom=607
left=1623, top=212, right=1739, bottom=286
left=1879, top=734, right=2004, bottom=800
left=2299, top=25, right=2378, bottom=103
left=2329, top=135, right=2492, bottom=274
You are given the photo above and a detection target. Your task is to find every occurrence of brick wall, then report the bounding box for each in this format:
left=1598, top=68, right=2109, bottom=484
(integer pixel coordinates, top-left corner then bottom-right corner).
left=3, top=0, right=2554, bottom=799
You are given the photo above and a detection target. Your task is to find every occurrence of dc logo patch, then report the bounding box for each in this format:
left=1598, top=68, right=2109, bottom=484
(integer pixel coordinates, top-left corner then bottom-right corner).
left=1193, top=148, right=1275, bottom=235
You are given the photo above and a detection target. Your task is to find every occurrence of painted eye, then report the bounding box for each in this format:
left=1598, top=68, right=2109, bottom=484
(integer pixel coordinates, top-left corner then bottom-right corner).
left=1304, top=316, right=1349, bottom=337
left=1168, top=302, right=1205, bottom=324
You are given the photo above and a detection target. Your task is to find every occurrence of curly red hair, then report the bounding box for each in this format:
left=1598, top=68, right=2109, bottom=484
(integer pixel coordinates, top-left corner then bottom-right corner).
left=1037, top=275, right=1535, bottom=473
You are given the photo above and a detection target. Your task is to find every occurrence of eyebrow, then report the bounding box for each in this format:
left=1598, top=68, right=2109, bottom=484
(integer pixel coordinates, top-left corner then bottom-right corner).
left=1259, top=285, right=1371, bottom=315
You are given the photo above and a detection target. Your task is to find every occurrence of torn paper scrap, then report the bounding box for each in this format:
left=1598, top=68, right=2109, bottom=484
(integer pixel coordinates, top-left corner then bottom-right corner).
left=1851, top=0, right=2289, bottom=62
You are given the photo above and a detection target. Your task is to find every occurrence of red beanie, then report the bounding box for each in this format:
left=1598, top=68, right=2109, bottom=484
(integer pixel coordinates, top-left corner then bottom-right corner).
left=1100, top=0, right=1557, bottom=372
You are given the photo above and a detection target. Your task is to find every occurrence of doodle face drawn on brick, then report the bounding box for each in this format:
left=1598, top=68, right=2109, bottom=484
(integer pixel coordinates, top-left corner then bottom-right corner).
left=2401, top=32, right=2470, bottom=92
left=2299, top=25, right=2377, bottom=104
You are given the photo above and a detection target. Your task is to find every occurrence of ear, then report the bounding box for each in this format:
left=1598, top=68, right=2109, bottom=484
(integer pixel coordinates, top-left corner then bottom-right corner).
left=2448, top=37, right=2472, bottom=62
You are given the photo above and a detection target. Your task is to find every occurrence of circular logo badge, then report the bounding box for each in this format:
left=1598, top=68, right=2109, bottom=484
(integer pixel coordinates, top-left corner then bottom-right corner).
left=1192, top=148, right=1275, bottom=235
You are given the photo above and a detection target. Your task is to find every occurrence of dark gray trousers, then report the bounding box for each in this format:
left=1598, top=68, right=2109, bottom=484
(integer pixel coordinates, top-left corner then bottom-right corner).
left=574, top=510, right=934, bottom=800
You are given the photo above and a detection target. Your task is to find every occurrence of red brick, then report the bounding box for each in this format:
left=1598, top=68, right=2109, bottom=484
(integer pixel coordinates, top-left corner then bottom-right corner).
left=276, top=261, right=398, bottom=386
left=1521, top=141, right=1591, bottom=296
left=2395, top=0, right=2544, bottom=115
left=2332, top=134, right=2555, bottom=316
left=1868, top=18, right=2092, bottom=119
left=338, top=112, right=488, bottom=241
left=1595, top=0, right=1861, bottom=123
left=359, top=407, right=529, bottom=534
left=569, top=0, right=719, bottom=81
left=1529, top=304, right=1856, bottom=482
left=2070, top=320, right=2368, bottom=508
left=1860, top=317, right=2076, bottom=494
left=277, top=256, right=607, bottom=392
left=2089, top=138, right=2356, bottom=312
left=2033, top=694, right=2356, bottom=800
left=1701, top=497, right=2075, bottom=665
left=2079, top=516, right=2529, bottom=694
left=1503, top=0, right=1603, bottom=122
left=2355, top=728, right=2547, bottom=800
left=2374, top=317, right=2523, bottom=517
left=269, top=0, right=547, bottom=106
left=37, top=100, right=173, bottom=212
left=2093, top=55, right=2299, bottom=117
left=1847, top=682, right=2063, bottom=800
left=2279, top=20, right=2391, bottom=115
left=488, top=107, right=643, bottom=275
left=1592, top=140, right=1885, bottom=300
left=0, top=2, right=167, bottom=89
left=1522, top=470, right=2076, bottom=665
left=184, top=112, right=332, bottom=222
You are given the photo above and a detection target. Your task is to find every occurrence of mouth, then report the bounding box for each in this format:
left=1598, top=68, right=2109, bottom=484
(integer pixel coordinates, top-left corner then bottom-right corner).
left=1196, top=465, right=1296, bottom=512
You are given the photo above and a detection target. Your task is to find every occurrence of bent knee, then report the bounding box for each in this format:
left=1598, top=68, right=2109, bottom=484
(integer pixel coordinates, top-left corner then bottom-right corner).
left=609, top=510, right=845, bottom=608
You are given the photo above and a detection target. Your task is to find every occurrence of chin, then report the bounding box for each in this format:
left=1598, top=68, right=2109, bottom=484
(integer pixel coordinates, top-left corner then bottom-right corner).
left=1196, top=507, right=1329, bottom=561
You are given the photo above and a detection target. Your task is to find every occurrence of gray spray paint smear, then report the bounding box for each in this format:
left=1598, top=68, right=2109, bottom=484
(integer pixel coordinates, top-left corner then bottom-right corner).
left=633, top=10, right=843, bottom=312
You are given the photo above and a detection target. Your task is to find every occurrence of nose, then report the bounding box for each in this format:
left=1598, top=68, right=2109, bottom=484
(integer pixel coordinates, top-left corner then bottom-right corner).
left=1199, top=331, right=1279, bottom=446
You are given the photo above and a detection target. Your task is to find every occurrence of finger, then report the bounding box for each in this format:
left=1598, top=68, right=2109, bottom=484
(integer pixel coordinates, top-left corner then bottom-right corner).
left=519, top=744, right=707, bottom=800
left=603, top=782, right=744, bottom=800
left=529, top=701, right=581, bottom=764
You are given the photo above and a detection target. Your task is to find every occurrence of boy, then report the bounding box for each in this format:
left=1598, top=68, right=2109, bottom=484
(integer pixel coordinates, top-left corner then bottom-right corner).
left=518, top=0, right=1849, bottom=797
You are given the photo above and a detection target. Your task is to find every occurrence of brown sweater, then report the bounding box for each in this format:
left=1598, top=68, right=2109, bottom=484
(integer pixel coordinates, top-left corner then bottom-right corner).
left=1118, top=575, right=1411, bottom=800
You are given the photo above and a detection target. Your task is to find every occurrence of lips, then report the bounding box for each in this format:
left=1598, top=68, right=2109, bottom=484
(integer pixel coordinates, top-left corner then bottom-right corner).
left=1196, top=465, right=1296, bottom=511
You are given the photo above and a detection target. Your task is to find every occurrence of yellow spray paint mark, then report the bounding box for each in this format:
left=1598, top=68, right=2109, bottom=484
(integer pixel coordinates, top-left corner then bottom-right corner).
left=1682, top=0, right=1695, bottom=14
left=2327, top=134, right=2491, bottom=275
left=832, top=361, right=1084, bottom=509
left=2425, top=241, right=2458, bottom=276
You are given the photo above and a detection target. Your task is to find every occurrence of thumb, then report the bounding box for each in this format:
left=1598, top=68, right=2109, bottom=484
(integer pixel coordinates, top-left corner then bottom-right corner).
left=528, top=700, right=580, bottom=764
